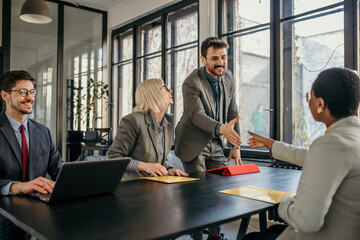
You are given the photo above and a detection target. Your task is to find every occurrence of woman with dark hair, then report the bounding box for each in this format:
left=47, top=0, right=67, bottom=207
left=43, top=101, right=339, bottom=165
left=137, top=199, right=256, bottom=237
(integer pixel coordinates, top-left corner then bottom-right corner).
left=244, top=67, right=360, bottom=240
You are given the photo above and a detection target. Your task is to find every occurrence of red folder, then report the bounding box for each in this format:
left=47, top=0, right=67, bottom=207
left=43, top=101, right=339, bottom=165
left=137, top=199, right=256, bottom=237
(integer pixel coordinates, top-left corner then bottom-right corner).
left=206, top=164, right=260, bottom=176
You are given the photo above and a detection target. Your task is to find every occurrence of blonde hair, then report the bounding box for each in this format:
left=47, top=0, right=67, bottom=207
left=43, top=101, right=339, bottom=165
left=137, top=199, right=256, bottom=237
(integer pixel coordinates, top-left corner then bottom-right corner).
left=133, top=78, right=170, bottom=114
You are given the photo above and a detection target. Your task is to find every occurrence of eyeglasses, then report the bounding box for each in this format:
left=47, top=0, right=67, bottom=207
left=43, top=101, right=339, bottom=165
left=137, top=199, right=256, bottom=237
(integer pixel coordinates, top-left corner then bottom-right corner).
left=160, top=84, right=170, bottom=91
left=305, top=92, right=311, bottom=103
left=7, top=89, right=37, bottom=97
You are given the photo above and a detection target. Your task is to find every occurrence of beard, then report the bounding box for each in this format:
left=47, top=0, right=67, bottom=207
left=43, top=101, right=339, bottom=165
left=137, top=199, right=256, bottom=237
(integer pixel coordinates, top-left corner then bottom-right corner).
left=10, top=99, right=33, bottom=115
left=207, top=64, right=226, bottom=77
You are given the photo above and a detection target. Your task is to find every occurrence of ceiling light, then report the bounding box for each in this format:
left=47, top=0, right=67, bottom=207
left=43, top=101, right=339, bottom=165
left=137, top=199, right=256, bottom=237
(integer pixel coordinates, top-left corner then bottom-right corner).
left=20, top=0, right=52, bottom=24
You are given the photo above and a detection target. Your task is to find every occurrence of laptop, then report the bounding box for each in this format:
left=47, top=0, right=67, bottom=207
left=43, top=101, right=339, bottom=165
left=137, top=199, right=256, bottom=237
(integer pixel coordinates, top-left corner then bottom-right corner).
left=29, top=158, right=130, bottom=203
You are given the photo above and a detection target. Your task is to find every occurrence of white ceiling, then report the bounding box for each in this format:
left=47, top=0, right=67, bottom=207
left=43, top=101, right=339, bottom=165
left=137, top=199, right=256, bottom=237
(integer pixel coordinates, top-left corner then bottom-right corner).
left=68, top=0, right=125, bottom=11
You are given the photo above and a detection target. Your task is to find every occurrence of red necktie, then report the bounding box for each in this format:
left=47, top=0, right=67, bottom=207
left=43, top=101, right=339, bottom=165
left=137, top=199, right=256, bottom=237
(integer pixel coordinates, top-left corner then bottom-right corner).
left=20, top=124, right=28, bottom=181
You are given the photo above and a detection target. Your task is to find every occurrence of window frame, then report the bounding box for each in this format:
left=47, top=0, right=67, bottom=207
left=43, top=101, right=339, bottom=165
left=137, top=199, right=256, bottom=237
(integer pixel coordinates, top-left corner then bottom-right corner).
left=111, top=0, right=199, bottom=128
left=218, top=0, right=358, bottom=159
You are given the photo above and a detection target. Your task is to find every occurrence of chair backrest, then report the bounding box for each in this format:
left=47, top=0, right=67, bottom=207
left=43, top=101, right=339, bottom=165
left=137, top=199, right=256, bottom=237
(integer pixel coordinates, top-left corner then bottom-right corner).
left=84, top=131, right=100, bottom=145
left=94, top=128, right=112, bottom=145
left=67, top=131, right=84, bottom=143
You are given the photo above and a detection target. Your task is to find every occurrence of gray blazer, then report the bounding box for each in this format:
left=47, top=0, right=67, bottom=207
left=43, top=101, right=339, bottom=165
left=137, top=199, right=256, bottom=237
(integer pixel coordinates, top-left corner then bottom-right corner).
left=174, top=67, right=240, bottom=162
left=0, top=112, right=63, bottom=191
left=107, top=112, right=173, bottom=181
left=273, top=116, right=360, bottom=240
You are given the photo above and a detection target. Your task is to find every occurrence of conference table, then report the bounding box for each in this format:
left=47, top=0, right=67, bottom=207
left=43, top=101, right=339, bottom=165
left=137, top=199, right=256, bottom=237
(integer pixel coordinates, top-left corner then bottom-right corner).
left=0, top=166, right=301, bottom=240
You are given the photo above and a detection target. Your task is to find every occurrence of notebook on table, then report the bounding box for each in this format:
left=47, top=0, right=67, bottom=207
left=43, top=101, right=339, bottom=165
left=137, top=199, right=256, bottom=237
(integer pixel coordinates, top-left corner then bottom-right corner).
left=141, top=176, right=199, bottom=183
left=29, top=158, right=130, bottom=203
left=219, top=185, right=295, bottom=204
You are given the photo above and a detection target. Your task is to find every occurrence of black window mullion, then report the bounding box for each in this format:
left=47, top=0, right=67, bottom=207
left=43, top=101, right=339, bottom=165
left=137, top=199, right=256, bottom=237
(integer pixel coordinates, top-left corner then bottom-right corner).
left=282, top=0, right=294, bottom=144
left=270, top=0, right=283, bottom=141
left=132, top=26, right=137, bottom=108
left=161, top=12, right=167, bottom=83
left=344, top=0, right=358, bottom=71
left=224, top=0, right=235, bottom=73
left=170, top=19, right=176, bottom=118
left=143, top=30, right=148, bottom=81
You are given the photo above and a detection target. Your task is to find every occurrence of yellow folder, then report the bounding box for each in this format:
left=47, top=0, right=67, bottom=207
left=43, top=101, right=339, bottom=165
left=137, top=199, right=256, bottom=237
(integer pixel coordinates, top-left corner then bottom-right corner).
left=141, top=176, right=200, bottom=184
left=219, top=185, right=295, bottom=204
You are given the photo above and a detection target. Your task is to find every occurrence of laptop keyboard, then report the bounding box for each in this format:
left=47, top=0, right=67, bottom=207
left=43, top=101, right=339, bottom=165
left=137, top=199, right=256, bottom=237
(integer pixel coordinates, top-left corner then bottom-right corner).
left=29, top=192, right=51, bottom=202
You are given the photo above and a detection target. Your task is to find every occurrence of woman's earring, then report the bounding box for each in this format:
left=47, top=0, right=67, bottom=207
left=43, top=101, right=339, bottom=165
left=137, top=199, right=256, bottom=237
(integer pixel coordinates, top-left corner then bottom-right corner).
left=317, top=108, right=323, bottom=114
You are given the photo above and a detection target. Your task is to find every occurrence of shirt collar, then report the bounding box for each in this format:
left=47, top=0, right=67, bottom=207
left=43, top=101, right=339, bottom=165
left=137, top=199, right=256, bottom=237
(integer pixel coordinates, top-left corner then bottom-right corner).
left=5, top=111, right=29, bottom=132
left=149, top=111, right=170, bottom=130
left=205, top=68, right=221, bottom=85
left=324, top=122, right=335, bottom=134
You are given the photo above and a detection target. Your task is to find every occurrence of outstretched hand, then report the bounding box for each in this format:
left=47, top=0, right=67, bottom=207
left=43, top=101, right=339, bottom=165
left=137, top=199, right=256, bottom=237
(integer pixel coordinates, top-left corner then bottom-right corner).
left=220, top=116, right=241, bottom=147
left=247, top=131, right=275, bottom=150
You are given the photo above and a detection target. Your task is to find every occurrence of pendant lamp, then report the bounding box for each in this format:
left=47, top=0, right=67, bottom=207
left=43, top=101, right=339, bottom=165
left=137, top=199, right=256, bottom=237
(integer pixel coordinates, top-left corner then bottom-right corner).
left=20, top=0, right=52, bottom=24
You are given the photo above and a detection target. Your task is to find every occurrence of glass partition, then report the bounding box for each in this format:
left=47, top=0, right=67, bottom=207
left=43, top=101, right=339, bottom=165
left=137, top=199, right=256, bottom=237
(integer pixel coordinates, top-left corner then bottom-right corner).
left=63, top=6, right=104, bottom=161
left=63, top=6, right=103, bottom=132
left=10, top=0, right=58, bottom=137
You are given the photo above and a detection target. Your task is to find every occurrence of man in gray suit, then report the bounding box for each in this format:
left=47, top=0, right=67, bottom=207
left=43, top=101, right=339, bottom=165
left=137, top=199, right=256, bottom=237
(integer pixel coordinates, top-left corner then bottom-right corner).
left=174, top=37, right=242, bottom=240
left=0, top=70, right=63, bottom=239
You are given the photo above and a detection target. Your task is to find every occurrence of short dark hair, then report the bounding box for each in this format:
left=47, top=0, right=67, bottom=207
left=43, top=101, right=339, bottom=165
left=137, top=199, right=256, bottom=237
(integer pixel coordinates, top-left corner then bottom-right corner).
left=0, top=70, right=36, bottom=92
left=312, top=67, right=360, bottom=118
left=200, top=37, right=229, bottom=58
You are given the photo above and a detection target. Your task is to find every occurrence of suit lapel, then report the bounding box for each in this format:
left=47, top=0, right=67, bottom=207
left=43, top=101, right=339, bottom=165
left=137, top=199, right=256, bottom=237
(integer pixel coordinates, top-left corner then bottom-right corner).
left=223, top=75, right=230, bottom=119
left=163, top=114, right=172, bottom=163
left=145, top=113, right=159, bottom=161
left=28, top=120, right=39, bottom=178
left=199, top=67, right=216, bottom=118
left=0, top=113, right=22, bottom=167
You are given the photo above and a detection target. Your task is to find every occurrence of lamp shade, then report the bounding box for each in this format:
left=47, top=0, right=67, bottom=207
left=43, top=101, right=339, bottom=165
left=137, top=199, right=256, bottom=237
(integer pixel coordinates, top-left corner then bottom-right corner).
left=20, top=0, right=52, bottom=24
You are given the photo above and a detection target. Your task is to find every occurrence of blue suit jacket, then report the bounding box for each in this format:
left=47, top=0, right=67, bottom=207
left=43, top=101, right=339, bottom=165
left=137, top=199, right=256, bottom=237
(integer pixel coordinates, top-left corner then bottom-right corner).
left=0, top=112, right=63, bottom=192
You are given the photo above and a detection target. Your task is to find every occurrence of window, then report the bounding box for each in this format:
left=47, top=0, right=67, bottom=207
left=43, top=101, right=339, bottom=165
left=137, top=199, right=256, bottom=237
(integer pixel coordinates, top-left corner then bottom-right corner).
left=220, top=0, right=357, bottom=150
left=166, top=3, right=198, bottom=125
left=220, top=0, right=271, bottom=143
left=113, top=30, right=134, bottom=123
left=111, top=0, right=198, bottom=130
left=282, top=2, right=344, bottom=147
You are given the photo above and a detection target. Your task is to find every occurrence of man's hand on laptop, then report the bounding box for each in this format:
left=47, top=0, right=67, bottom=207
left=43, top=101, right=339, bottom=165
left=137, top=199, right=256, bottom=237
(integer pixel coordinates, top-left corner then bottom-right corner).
left=10, top=177, right=55, bottom=195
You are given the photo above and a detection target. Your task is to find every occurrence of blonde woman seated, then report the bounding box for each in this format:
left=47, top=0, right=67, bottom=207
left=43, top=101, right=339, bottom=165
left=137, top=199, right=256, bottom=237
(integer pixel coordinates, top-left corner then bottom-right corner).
left=244, top=68, right=360, bottom=240
left=107, top=78, right=188, bottom=181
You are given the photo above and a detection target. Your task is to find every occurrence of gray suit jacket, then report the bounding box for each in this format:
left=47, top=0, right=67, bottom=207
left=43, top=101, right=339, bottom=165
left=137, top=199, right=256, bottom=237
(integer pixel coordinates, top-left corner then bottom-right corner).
left=0, top=112, right=63, bottom=192
left=174, top=66, right=240, bottom=162
left=273, top=116, right=360, bottom=240
left=107, top=112, right=173, bottom=181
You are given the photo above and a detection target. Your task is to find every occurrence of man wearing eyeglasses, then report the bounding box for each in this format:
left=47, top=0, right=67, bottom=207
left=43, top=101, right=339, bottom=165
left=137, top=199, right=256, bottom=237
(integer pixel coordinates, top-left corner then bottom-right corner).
left=0, top=70, right=63, bottom=239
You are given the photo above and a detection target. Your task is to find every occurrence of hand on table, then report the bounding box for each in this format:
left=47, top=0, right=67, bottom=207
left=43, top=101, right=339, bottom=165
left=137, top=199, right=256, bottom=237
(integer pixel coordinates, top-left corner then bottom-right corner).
left=168, top=169, right=189, bottom=177
left=138, top=162, right=168, bottom=177
left=10, top=177, right=55, bottom=195
left=227, top=148, right=243, bottom=165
